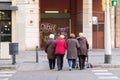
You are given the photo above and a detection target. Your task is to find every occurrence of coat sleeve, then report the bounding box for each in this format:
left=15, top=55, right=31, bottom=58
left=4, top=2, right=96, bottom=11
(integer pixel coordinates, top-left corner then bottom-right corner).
left=86, top=40, right=89, bottom=49
left=45, top=44, right=48, bottom=53
left=64, top=40, right=67, bottom=49
left=45, top=41, right=50, bottom=53
left=76, top=40, right=80, bottom=49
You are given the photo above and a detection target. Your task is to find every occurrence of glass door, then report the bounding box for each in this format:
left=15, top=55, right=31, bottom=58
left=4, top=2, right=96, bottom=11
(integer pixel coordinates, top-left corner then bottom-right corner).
left=0, top=10, right=11, bottom=42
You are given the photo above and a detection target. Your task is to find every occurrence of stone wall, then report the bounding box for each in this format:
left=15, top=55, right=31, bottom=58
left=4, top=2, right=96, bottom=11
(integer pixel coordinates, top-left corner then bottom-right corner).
left=12, top=0, right=40, bottom=50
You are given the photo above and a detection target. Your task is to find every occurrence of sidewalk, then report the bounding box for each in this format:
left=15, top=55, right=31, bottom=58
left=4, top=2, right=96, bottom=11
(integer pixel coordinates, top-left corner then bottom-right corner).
left=88, top=49, right=120, bottom=68
left=0, top=49, right=120, bottom=70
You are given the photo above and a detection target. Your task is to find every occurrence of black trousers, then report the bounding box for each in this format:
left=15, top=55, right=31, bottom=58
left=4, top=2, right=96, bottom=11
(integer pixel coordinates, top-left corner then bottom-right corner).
left=78, top=55, right=86, bottom=70
left=48, top=59, right=56, bottom=70
left=56, top=54, right=64, bottom=70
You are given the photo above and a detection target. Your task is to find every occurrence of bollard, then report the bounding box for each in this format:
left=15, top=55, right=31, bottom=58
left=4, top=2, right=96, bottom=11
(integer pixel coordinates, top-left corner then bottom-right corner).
left=36, top=46, right=39, bottom=63
left=12, top=54, right=16, bottom=65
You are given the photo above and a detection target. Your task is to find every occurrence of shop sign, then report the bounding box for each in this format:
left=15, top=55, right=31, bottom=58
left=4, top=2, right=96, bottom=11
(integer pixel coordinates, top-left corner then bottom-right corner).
left=92, top=16, right=98, bottom=24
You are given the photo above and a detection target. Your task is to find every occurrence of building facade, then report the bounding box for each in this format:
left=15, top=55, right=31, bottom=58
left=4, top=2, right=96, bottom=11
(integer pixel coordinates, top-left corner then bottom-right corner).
left=0, top=0, right=119, bottom=51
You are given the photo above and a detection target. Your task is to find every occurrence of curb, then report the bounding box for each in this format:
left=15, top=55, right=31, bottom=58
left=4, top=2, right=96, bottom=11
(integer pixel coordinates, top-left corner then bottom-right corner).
left=0, top=65, right=16, bottom=70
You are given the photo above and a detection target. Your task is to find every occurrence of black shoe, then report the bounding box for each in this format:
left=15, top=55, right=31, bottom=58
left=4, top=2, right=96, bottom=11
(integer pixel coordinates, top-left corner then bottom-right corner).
left=58, top=68, right=62, bottom=71
left=52, top=67, right=55, bottom=69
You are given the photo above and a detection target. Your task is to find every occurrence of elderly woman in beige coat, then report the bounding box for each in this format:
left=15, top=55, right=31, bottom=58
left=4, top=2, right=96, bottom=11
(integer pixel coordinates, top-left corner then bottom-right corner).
left=66, top=33, right=80, bottom=71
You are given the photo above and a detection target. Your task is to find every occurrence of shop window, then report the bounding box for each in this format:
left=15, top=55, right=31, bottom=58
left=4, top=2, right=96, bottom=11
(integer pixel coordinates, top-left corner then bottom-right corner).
left=0, top=10, right=11, bottom=42
left=93, top=23, right=104, bottom=32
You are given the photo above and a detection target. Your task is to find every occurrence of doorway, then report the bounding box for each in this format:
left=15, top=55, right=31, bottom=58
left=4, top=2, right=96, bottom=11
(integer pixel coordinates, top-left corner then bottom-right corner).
left=92, top=23, right=104, bottom=49
left=40, top=18, right=69, bottom=49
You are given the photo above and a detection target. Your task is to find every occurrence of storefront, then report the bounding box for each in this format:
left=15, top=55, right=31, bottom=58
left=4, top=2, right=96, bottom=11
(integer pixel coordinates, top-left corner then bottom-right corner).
left=0, top=0, right=118, bottom=51
left=0, top=2, right=17, bottom=42
left=0, top=1, right=17, bottom=59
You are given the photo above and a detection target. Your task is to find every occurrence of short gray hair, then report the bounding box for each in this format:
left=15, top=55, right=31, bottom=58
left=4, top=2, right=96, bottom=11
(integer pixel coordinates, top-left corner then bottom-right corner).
left=49, top=34, right=55, bottom=39
left=60, top=35, right=65, bottom=38
left=79, top=33, right=85, bottom=38
left=70, top=33, right=75, bottom=38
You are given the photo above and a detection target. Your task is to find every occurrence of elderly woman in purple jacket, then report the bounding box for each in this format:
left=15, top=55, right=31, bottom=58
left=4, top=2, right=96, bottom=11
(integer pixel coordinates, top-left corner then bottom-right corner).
left=77, top=33, right=89, bottom=70
left=66, top=33, right=80, bottom=71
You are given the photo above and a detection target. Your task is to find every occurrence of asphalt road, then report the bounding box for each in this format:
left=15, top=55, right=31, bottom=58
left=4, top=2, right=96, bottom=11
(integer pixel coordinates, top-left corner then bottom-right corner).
left=1, top=49, right=120, bottom=80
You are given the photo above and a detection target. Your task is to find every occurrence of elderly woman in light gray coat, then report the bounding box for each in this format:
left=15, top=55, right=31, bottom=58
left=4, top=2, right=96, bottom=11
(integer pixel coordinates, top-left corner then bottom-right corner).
left=66, top=33, right=80, bottom=71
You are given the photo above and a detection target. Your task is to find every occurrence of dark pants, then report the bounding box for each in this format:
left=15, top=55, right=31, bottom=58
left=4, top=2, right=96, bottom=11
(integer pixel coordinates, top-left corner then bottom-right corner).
left=56, top=54, right=64, bottom=70
left=48, top=59, right=56, bottom=70
left=78, top=55, right=86, bottom=70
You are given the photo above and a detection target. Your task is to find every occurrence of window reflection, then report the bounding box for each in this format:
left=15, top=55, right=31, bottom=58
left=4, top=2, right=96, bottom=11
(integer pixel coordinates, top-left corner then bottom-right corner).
left=0, top=10, right=11, bottom=42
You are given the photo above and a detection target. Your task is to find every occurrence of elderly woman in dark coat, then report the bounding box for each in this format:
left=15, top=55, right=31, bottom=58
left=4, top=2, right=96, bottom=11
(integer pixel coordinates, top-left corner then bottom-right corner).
left=66, top=33, right=80, bottom=71
left=45, top=34, right=56, bottom=70
left=77, top=33, right=89, bottom=70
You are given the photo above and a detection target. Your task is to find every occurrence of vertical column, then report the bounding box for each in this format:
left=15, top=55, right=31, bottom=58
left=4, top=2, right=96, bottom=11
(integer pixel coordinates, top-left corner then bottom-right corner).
left=104, top=0, right=112, bottom=63
left=70, top=0, right=76, bottom=34
left=14, top=0, right=26, bottom=51
left=110, top=7, right=115, bottom=48
left=83, top=0, right=92, bottom=49
left=116, top=5, right=120, bottom=48
left=25, top=0, right=39, bottom=50
left=12, top=0, right=18, bottom=42
left=14, top=0, right=40, bottom=50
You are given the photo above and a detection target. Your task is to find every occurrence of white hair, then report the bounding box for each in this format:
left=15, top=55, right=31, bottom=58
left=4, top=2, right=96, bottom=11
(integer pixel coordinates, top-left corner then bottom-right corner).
left=79, top=33, right=85, bottom=38
left=49, top=34, right=55, bottom=39
left=60, top=35, right=65, bottom=38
